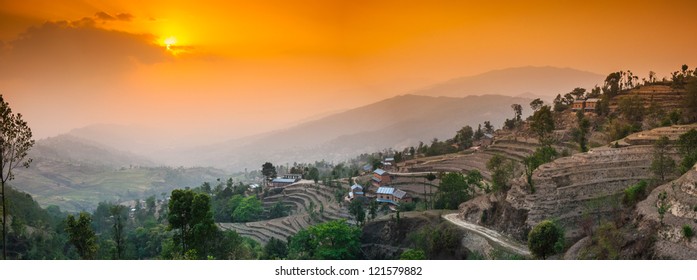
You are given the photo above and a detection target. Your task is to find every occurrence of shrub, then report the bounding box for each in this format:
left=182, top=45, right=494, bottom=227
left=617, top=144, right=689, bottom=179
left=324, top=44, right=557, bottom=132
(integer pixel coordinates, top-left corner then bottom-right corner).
left=683, top=225, right=694, bottom=241
left=622, top=180, right=648, bottom=206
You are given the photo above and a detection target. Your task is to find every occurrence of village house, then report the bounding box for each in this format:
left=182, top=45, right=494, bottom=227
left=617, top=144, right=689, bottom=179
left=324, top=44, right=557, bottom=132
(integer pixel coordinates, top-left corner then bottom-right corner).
left=375, top=186, right=412, bottom=205
left=572, top=98, right=599, bottom=112
left=271, top=177, right=298, bottom=188
left=347, top=183, right=364, bottom=200
left=382, top=157, right=395, bottom=170
left=371, top=168, right=391, bottom=188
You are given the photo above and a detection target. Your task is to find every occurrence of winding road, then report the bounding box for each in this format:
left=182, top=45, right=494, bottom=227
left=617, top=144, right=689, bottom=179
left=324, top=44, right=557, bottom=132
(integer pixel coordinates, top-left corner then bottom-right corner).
left=443, top=213, right=531, bottom=257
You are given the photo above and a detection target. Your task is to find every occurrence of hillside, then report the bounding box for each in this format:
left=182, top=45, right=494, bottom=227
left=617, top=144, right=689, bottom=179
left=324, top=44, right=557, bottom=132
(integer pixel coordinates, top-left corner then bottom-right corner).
left=11, top=135, right=227, bottom=212
left=409, top=66, right=604, bottom=100
left=161, top=94, right=533, bottom=171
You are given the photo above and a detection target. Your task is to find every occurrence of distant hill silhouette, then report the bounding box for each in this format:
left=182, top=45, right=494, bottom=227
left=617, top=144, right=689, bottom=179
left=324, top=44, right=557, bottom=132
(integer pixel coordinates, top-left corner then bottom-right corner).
left=409, top=66, right=604, bottom=100
left=160, top=94, right=533, bottom=171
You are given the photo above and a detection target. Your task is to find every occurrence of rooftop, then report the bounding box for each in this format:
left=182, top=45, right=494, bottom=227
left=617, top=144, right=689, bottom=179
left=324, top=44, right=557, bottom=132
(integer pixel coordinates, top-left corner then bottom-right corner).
left=374, top=168, right=387, bottom=175
left=351, top=184, right=363, bottom=190
left=272, top=178, right=296, bottom=183
left=376, top=186, right=395, bottom=195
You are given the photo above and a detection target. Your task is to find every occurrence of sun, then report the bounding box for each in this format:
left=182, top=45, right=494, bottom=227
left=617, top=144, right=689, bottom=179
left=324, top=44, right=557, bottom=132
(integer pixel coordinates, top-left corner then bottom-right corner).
left=164, top=36, right=177, bottom=50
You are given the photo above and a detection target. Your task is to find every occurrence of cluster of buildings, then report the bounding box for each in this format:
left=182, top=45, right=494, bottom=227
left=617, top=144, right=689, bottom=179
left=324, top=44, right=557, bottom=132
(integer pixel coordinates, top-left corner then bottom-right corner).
left=347, top=168, right=412, bottom=207
left=270, top=174, right=302, bottom=188
left=572, top=98, right=600, bottom=112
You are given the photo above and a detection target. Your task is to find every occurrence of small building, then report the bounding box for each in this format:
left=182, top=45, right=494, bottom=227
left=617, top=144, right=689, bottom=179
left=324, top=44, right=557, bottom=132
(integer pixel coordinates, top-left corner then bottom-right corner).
left=248, top=184, right=260, bottom=190
left=348, top=184, right=364, bottom=200
left=281, top=174, right=302, bottom=180
left=584, top=98, right=599, bottom=111
left=371, top=168, right=391, bottom=188
left=362, top=164, right=373, bottom=173
left=572, top=98, right=599, bottom=112
left=375, top=186, right=412, bottom=205
left=271, top=178, right=297, bottom=188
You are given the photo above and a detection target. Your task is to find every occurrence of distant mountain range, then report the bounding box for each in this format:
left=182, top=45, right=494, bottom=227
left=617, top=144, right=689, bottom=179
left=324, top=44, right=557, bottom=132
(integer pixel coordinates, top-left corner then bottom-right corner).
left=34, top=66, right=603, bottom=172
left=139, top=94, right=533, bottom=171
left=409, top=66, right=604, bottom=100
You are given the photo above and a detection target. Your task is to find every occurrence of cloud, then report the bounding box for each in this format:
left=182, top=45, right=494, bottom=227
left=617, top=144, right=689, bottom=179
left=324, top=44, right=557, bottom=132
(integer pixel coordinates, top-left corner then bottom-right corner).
left=94, top=12, right=134, bottom=22
left=0, top=17, right=170, bottom=85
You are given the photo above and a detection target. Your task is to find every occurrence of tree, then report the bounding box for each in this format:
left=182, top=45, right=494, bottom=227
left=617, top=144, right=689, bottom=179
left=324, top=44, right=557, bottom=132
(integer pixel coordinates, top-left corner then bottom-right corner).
left=348, top=199, right=366, bottom=227
left=530, top=98, right=544, bottom=112
left=527, top=220, right=564, bottom=259
left=677, top=129, right=697, bottom=172
left=617, top=95, right=645, bottom=125
left=368, top=200, right=378, bottom=221
left=571, top=110, right=591, bottom=152
left=483, top=121, right=494, bottom=134
left=685, top=77, right=697, bottom=122
left=110, top=205, right=128, bottom=259
left=263, top=237, right=288, bottom=260
left=167, top=189, right=217, bottom=258
left=529, top=105, right=555, bottom=144
left=511, top=104, right=523, bottom=122
left=604, top=72, right=622, bottom=97
left=651, top=136, right=676, bottom=182
left=487, top=154, right=516, bottom=192
left=0, top=95, right=35, bottom=259
left=261, top=162, right=277, bottom=181
left=454, top=125, right=474, bottom=149
left=523, top=146, right=557, bottom=192
left=232, top=196, right=263, bottom=222
left=570, top=87, right=586, bottom=100
left=287, top=220, right=361, bottom=260
left=66, top=212, right=98, bottom=260
left=307, top=167, right=320, bottom=184
left=435, top=172, right=474, bottom=209
left=473, top=124, right=484, bottom=141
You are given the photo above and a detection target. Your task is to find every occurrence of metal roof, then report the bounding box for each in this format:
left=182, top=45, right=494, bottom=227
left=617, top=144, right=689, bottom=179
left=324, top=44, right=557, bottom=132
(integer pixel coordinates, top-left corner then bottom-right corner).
left=272, top=178, right=296, bottom=183
left=371, top=176, right=382, bottom=182
left=376, top=198, right=398, bottom=205
left=376, top=187, right=395, bottom=194
left=393, top=189, right=407, bottom=199
left=374, top=168, right=387, bottom=175
left=351, top=184, right=363, bottom=190
left=384, top=157, right=394, bottom=161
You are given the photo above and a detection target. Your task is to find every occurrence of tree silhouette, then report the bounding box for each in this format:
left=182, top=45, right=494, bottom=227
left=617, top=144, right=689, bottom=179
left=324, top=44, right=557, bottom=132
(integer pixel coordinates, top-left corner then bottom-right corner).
left=0, top=95, right=35, bottom=260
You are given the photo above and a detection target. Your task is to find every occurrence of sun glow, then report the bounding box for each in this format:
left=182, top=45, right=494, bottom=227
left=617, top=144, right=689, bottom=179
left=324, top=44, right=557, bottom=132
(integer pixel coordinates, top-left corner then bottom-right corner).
left=164, top=36, right=177, bottom=50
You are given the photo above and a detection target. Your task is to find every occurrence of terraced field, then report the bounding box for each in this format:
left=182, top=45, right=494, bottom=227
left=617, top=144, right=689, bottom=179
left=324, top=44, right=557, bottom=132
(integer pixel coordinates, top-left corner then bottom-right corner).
left=218, top=182, right=350, bottom=244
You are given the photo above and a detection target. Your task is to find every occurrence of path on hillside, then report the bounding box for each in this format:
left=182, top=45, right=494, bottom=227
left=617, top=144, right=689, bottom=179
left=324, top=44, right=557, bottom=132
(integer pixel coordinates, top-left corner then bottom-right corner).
left=443, top=213, right=530, bottom=257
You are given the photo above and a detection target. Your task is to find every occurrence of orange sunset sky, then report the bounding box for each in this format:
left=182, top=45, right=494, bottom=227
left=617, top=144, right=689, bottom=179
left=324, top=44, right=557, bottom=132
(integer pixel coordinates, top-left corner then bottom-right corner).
left=1, top=0, right=696, bottom=144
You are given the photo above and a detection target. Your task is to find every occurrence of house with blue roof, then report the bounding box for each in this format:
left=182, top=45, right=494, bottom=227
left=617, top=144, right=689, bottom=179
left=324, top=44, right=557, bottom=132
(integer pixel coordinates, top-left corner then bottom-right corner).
left=375, top=186, right=411, bottom=205
left=371, top=168, right=391, bottom=188
left=271, top=177, right=298, bottom=188
left=347, top=183, right=364, bottom=200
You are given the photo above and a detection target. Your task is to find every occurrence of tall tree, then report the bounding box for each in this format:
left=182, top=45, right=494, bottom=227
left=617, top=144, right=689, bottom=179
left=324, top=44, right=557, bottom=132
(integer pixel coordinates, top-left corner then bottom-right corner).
left=530, top=98, right=544, bottom=112
left=651, top=136, right=676, bottom=182
left=261, top=162, right=277, bottom=181
left=487, top=154, right=516, bottom=192
left=0, top=95, right=35, bottom=260
left=677, top=129, right=697, bottom=172
left=110, top=205, right=128, bottom=259
left=66, top=212, right=98, bottom=260
left=167, top=189, right=217, bottom=259
left=511, top=104, right=523, bottom=122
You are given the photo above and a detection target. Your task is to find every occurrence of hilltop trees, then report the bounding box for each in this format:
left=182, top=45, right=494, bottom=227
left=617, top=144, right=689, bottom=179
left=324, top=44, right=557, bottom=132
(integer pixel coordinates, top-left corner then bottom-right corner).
left=530, top=98, right=544, bottom=112
left=435, top=172, right=479, bottom=209
left=487, top=154, right=516, bottom=192
left=530, top=105, right=555, bottom=144
left=0, top=94, right=35, bottom=260
left=287, top=220, right=361, bottom=260
left=261, top=162, right=277, bottom=181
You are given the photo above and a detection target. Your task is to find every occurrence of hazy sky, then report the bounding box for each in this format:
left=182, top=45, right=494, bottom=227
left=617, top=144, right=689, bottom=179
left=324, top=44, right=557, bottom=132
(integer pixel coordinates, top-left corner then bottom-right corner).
left=1, top=0, right=696, bottom=143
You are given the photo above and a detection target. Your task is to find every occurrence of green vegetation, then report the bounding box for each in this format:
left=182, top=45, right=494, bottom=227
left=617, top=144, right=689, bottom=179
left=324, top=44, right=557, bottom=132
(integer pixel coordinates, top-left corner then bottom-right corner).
left=678, top=129, right=697, bottom=172
left=580, top=222, right=622, bottom=259
left=487, top=154, right=516, bottom=192
left=622, top=180, right=648, bottom=207
left=651, top=136, right=676, bottom=183
left=523, top=146, right=557, bottom=192
left=287, top=220, right=361, bottom=260
left=527, top=220, right=564, bottom=259
left=572, top=110, right=591, bottom=152
left=408, top=222, right=461, bottom=259
left=0, top=94, right=36, bottom=259
left=529, top=105, right=555, bottom=144
left=683, top=225, right=694, bottom=241
left=400, top=249, right=426, bottom=260
left=348, top=199, right=366, bottom=226
left=65, top=212, right=98, bottom=260
left=657, top=191, right=670, bottom=225
left=263, top=237, right=288, bottom=260
left=434, top=171, right=482, bottom=209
